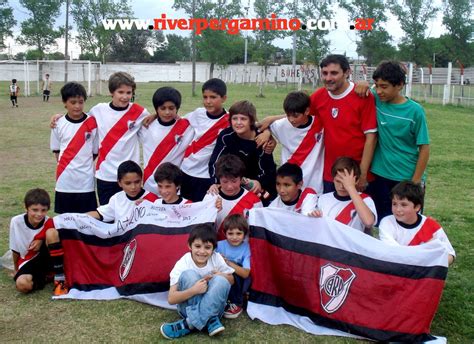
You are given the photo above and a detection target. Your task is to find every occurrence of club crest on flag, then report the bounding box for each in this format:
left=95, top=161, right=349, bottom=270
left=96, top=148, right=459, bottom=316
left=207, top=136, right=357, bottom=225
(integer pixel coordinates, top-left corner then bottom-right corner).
left=331, top=108, right=339, bottom=118
left=119, top=239, right=137, bottom=281
left=320, top=263, right=356, bottom=314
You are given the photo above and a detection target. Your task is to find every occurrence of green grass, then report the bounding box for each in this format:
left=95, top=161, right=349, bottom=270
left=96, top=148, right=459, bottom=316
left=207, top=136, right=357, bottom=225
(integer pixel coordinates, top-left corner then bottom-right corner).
left=0, top=82, right=473, bottom=342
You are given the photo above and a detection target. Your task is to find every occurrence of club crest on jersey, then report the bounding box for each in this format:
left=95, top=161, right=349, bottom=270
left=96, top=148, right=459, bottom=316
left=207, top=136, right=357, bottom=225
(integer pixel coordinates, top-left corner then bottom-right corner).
left=128, top=120, right=136, bottom=130
left=119, top=239, right=137, bottom=281
left=175, top=134, right=182, bottom=144
left=85, top=132, right=91, bottom=141
left=320, top=263, right=356, bottom=314
left=331, top=108, right=339, bottom=118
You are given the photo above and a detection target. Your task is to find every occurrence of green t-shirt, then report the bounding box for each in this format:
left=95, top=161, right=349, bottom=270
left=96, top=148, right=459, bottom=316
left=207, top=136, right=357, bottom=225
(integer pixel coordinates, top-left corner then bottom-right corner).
left=371, top=91, right=430, bottom=181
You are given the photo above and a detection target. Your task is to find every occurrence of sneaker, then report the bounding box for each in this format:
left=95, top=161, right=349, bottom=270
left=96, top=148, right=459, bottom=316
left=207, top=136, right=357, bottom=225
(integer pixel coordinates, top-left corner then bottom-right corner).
left=53, top=280, right=69, bottom=296
left=207, top=316, right=225, bottom=336
left=224, top=303, right=243, bottom=319
left=160, top=319, right=191, bottom=339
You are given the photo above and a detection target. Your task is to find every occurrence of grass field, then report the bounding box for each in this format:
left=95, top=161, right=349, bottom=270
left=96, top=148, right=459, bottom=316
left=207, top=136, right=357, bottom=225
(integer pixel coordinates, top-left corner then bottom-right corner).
left=0, top=81, right=473, bottom=343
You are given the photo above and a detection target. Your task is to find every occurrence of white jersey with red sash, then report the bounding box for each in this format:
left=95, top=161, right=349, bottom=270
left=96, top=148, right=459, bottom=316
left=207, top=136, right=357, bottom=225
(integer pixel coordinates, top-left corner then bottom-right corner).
left=96, top=189, right=158, bottom=223
left=90, top=102, right=149, bottom=182
left=9, top=214, right=54, bottom=269
left=181, top=108, right=229, bottom=178
left=379, top=215, right=456, bottom=256
left=270, top=116, right=324, bottom=194
left=50, top=114, right=98, bottom=192
left=317, top=192, right=377, bottom=232
left=140, top=117, right=194, bottom=193
left=269, top=187, right=318, bottom=215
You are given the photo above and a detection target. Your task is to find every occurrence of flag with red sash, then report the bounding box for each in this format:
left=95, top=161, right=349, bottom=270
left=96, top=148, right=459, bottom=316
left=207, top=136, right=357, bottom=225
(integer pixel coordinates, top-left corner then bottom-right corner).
left=247, top=208, right=448, bottom=342
left=184, top=114, right=229, bottom=158
left=53, top=198, right=217, bottom=308
left=96, top=103, right=144, bottom=170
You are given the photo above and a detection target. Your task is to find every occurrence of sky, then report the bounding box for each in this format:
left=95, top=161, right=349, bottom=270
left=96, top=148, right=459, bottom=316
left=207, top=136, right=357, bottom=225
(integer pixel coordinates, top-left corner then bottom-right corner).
left=3, top=0, right=448, bottom=60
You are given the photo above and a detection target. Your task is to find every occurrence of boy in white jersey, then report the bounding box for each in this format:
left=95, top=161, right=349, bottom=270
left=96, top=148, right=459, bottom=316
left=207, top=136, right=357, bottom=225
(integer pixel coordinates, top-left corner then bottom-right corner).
left=379, top=181, right=455, bottom=265
left=9, top=78, right=20, bottom=107
left=140, top=87, right=194, bottom=194
left=315, top=157, right=377, bottom=234
left=161, top=225, right=234, bottom=339
left=269, top=163, right=319, bottom=216
left=153, top=162, right=191, bottom=205
left=50, top=82, right=98, bottom=213
left=9, top=189, right=68, bottom=296
left=87, top=160, right=157, bottom=222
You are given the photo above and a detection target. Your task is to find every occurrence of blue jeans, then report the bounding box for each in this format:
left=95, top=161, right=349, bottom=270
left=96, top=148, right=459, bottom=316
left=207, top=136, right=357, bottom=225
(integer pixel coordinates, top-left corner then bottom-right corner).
left=177, top=270, right=231, bottom=330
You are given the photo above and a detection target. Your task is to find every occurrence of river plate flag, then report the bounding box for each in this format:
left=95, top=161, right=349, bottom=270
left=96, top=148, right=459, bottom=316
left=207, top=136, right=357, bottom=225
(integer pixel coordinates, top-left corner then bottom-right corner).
left=53, top=198, right=217, bottom=308
left=247, top=208, right=449, bottom=342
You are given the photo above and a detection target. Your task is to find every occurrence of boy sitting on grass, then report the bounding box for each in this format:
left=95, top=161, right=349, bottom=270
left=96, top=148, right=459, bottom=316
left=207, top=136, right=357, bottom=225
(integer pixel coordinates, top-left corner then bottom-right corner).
left=161, top=225, right=234, bottom=339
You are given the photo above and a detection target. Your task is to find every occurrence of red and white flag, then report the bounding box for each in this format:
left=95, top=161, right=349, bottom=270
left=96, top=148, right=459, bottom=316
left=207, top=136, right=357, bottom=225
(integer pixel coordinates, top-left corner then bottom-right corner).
left=53, top=198, right=217, bottom=308
left=247, top=208, right=449, bottom=342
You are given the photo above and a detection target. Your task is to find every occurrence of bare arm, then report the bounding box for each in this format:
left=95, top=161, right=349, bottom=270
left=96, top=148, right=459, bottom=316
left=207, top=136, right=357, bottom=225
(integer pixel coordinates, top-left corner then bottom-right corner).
left=12, top=250, right=19, bottom=272
left=167, top=279, right=208, bottom=305
left=224, top=259, right=250, bottom=279
left=358, top=132, right=377, bottom=191
left=86, top=211, right=101, bottom=219
left=54, top=152, right=59, bottom=162
left=213, top=271, right=234, bottom=285
left=257, top=115, right=285, bottom=131
left=411, top=144, right=430, bottom=183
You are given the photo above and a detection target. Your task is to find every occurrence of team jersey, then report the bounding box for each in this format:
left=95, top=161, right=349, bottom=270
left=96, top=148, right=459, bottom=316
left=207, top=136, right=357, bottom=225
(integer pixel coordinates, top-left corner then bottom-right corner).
left=9, top=214, right=54, bottom=269
left=50, top=114, right=98, bottom=193
left=89, top=102, right=149, bottom=182
left=96, top=189, right=158, bottom=223
left=317, top=191, right=377, bottom=232
left=139, top=117, right=194, bottom=193
left=153, top=196, right=191, bottom=205
left=180, top=108, right=229, bottom=178
left=379, top=214, right=455, bottom=257
left=270, top=116, right=324, bottom=194
left=310, top=82, right=377, bottom=182
left=9, top=84, right=19, bottom=95
left=269, top=187, right=318, bottom=215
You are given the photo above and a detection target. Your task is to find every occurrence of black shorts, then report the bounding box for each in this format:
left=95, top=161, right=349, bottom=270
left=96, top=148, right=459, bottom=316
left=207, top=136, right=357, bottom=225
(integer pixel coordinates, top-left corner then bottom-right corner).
left=10, top=95, right=17, bottom=101
left=180, top=172, right=213, bottom=202
left=96, top=178, right=122, bottom=205
left=55, top=190, right=98, bottom=213
left=14, top=245, right=52, bottom=291
left=43, top=90, right=51, bottom=96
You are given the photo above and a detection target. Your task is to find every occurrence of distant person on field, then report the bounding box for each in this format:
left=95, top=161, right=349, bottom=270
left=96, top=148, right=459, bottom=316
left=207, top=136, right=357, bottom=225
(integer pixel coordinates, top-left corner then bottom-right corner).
left=9, top=78, right=20, bottom=108
left=42, top=74, right=52, bottom=102
left=50, top=82, right=98, bottom=213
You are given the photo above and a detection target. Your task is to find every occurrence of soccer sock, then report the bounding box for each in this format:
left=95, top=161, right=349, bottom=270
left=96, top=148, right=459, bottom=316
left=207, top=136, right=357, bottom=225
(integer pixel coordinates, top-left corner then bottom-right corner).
left=48, top=242, right=65, bottom=281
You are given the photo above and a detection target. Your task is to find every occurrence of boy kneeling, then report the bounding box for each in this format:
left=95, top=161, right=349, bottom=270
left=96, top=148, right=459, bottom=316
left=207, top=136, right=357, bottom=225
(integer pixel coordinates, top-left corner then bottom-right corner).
left=161, top=225, right=234, bottom=339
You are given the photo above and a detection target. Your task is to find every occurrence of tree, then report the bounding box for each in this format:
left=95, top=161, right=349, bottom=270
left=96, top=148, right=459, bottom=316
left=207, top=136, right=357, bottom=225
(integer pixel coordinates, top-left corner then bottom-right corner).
left=71, top=0, right=132, bottom=63
left=108, top=29, right=153, bottom=63
left=390, top=0, right=439, bottom=64
left=153, top=34, right=192, bottom=63
left=340, top=0, right=396, bottom=66
left=0, top=0, right=16, bottom=49
left=17, top=0, right=63, bottom=59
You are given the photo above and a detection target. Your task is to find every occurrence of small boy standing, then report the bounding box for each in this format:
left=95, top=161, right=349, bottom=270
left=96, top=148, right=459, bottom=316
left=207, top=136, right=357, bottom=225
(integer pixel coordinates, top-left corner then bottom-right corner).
left=140, top=87, right=194, bottom=194
left=216, top=214, right=251, bottom=319
left=9, top=189, right=68, bottom=295
left=153, top=162, right=191, bottom=205
left=379, top=181, right=455, bottom=265
left=161, top=225, right=234, bottom=339
left=269, top=163, right=319, bottom=216
left=50, top=82, right=98, bottom=213
left=42, top=74, right=52, bottom=102
left=316, top=157, right=377, bottom=234
left=9, top=78, right=20, bottom=107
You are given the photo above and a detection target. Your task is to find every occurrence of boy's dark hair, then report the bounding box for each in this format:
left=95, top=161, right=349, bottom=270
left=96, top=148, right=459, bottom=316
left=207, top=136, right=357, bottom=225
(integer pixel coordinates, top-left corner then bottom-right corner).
left=153, top=162, right=183, bottom=186
left=45, top=74, right=50, bottom=77
left=12, top=79, right=17, bottom=83
left=108, top=72, right=136, bottom=93
left=188, top=224, right=217, bottom=249
left=331, top=157, right=361, bottom=179
left=229, top=100, right=256, bottom=129
left=223, top=214, right=249, bottom=235
left=152, top=87, right=181, bottom=111
left=320, top=54, right=350, bottom=73
left=372, top=60, right=406, bottom=86
left=117, top=160, right=143, bottom=181
left=202, top=78, right=227, bottom=97
left=215, top=154, right=246, bottom=180
left=283, top=91, right=310, bottom=115
left=61, top=82, right=88, bottom=102
left=390, top=181, right=424, bottom=208
left=277, top=163, right=303, bottom=184
left=24, top=188, right=50, bottom=210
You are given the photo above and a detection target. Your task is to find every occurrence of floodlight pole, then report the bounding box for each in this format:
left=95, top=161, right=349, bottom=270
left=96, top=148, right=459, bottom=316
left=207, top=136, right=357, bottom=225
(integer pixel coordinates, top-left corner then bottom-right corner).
left=191, top=0, right=196, bottom=97
left=64, top=0, right=70, bottom=82
left=292, top=0, right=297, bottom=85
left=244, top=0, right=249, bottom=84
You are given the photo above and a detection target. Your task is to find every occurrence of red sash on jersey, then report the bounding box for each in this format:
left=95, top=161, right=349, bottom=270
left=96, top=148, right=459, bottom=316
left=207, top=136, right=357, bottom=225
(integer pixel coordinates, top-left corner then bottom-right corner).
left=184, top=114, right=229, bottom=158
left=56, top=116, right=97, bottom=180
left=295, top=187, right=317, bottom=212
left=335, top=193, right=370, bottom=225
left=287, top=117, right=322, bottom=166
left=217, top=191, right=260, bottom=240
left=143, top=192, right=159, bottom=202
left=95, top=103, right=144, bottom=170
left=408, top=217, right=441, bottom=246
left=17, top=218, right=54, bottom=269
left=143, top=119, right=190, bottom=183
